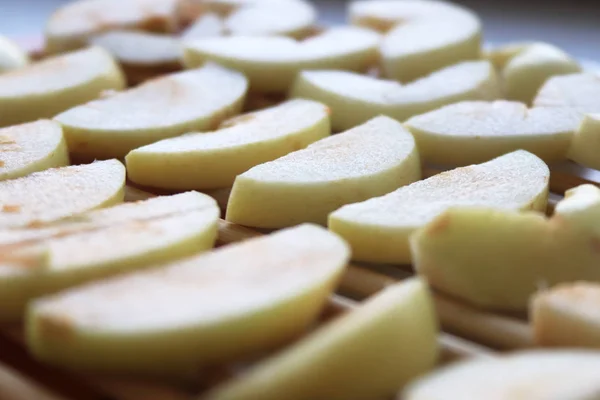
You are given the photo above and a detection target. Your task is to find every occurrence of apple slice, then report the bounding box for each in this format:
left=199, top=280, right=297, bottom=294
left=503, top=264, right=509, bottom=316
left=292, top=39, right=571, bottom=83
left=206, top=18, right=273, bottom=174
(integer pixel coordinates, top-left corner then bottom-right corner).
left=182, top=13, right=225, bottom=40
left=411, top=184, right=600, bottom=311
left=0, top=120, right=69, bottom=181
left=126, top=99, right=330, bottom=190
left=404, top=100, right=577, bottom=166
left=569, top=114, right=600, bottom=170
left=531, top=282, right=600, bottom=348
left=0, top=35, right=29, bottom=73
left=184, top=27, right=380, bottom=93
left=290, top=60, right=500, bottom=131
left=55, top=63, right=248, bottom=160
left=0, top=47, right=125, bottom=128
left=26, top=224, right=349, bottom=376
left=0, top=192, right=219, bottom=321
left=364, top=0, right=481, bottom=82
left=329, top=150, right=548, bottom=264
left=204, top=278, right=438, bottom=400
left=227, top=116, right=420, bottom=228
left=45, top=0, right=180, bottom=54
left=0, top=160, right=125, bottom=229
left=487, top=42, right=580, bottom=104
left=404, top=351, right=600, bottom=400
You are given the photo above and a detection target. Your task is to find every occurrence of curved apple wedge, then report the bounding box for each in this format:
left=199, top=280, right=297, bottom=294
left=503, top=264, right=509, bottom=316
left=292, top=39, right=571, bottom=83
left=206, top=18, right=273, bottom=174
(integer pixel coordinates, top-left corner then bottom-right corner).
left=405, top=100, right=577, bottom=166
left=26, top=224, right=349, bottom=376
left=0, top=35, right=29, bottom=73
left=330, top=150, right=548, bottom=264
left=0, top=192, right=219, bottom=322
left=126, top=99, right=330, bottom=190
left=0, top=120, right=69, bottom=181
left=227, top=116, right=420, bottom=228
left=0, top=47, right=125, bottom=128
left=182, top=13, right=225, bottom=40
left=404, top=351, right=600, bottom=400
left=184, top=27, right=380, bottom=93
left=0, top=160, right=125, bottom=229
left=411, top=184, right=600, bottom=311
left=204, top=278, right=438, bottom=400
left=290, top=60, right=500, bottom=131
left=55, top=63, right=248, bottom=160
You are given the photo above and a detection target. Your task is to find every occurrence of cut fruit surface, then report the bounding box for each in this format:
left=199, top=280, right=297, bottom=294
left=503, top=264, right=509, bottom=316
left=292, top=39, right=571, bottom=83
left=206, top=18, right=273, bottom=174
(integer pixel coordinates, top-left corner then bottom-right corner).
left=184, top=27, right=380, bottom=93
left=411, top=184, right=600, bottom=311
left=330, top=150, right=548, bottom=264
left=204, top=278, right=438, bottom=400
left=126, top=99, right=330, bottom=190
left=405, top=100, right=577, bottom=166
left=227, top=116, right=420, bottom=228
left=290, top=60, right=500, bottom=131
left=0, top=120, right=69, bottom=181
left=0, top=35, right=29, bottom=73
left=26, top=224, right=349, bottom=376
left=55, top=63, right=248, bottom=160
left=182, top=13, right=225, bottom=40
left=0, top=160, right=125, bottom=229
left=0, top=47, right=125, bottom=128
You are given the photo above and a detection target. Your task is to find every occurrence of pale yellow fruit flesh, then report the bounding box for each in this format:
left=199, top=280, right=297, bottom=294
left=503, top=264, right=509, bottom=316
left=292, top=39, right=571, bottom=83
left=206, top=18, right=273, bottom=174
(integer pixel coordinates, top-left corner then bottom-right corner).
left=0, top=47, right=125, bottom=128
left=0, top=35, right=29, bottom=73
left=26, top=224, right=350, bottom=376
left=0, top=160, right=125, bottom=229
left=405, top=100, right=577, bottom=166
left=183, top=27, right=380, bottom=93
left=290, top=60, right=500, bottom=131
left=569, top=114, right=600, bottom=170
left=55, top=63, right=248, bottom=160
left=182, top=13, right=225, bottom=40
left=204, top=278, right=438, bottom=400
left=0, top=192, right=219, bottom=322
left=404, top=351, right=600, bottom=400
left=0, top=120, right=69, bottom=181
left=329, top=150, right=549, bottom=264
left=227, top=116, right=421, bottom=228
left=126, top=99, right=330, bottom=190
left=411, top=184, right=600, bottom=311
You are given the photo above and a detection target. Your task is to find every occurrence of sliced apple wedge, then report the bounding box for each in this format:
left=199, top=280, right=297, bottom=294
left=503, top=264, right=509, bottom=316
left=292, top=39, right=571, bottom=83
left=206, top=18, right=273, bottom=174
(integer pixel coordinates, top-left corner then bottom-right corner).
left=0, top=192, right=219, bottom=321
left=182, top=13, right=225, bottom=40
left=487, top=42, right=580, bottom=104
left=126, top=99, right=330, bottom=190
left=227, top=116, right=420, bottom=228
left=404, top=100, right=577, bottom=166
left=365, top=0, right=481, bottom=82
left=0, top=120, right=69, bottom=181
left=404, top=351, right=600, bottom=400
left=330, top=150, right=548, bottom=264
left=45, top=0, right=180, bottom=54
left=204, top=278, right=438, bottom=400
left=569, top=114, right=600, bottom=170
left=0, top=47, right=125, bottom=128
left=0, top=160, right=125, bottom=229
left=0, top=35, right=29, bottom=73
left=26, top=224, right=349, bottom=376
left=184, top=27, right=380, bottom=93
left=290, top=60, right=500, bottom=131
left=55, top=63, right=248, bottom=160
left=411, top=184, right=600, bottom=311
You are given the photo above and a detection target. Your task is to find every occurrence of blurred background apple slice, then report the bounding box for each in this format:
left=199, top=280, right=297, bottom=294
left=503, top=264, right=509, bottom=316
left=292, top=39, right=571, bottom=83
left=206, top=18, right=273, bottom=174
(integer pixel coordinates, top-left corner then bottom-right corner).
left=0, top=35, right=29, bottom=73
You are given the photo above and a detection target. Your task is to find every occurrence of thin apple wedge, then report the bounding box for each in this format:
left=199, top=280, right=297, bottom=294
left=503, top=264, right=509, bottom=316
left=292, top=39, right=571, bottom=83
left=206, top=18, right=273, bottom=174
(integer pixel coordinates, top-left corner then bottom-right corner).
left=0, top=120, right=69, bottom=181
left=204, top=278, right=438, bottom=400
left=569, top=114, right=600, bottom=170
left=45, top=0, right=180, bottom=54
left=0, top=47, right=125, bottom=128
left=411, top=184, right=600, bottom=311
left=404, top=351, right=600, bottom=400
left=55, top=63, right=248, bottom=160
left=26, top=224, right=349, bottom=376
left=0, top=160, right=125, bottom=229
left=404, top=100, right=577, bottom=166
left=0, top=192, right=219, bottom=321
left=0, top=35, right=29, bottom=73
left=126, top=99, right=330, bottom=190
left=329, top=150, right=548, bottom=264
left=290, top=60, right=500, bottom=131
left=184, top=27, right=380, bottom=93
left=182, top=13, right=225, bottom=40
left=227, top=116, right=420, bottom=228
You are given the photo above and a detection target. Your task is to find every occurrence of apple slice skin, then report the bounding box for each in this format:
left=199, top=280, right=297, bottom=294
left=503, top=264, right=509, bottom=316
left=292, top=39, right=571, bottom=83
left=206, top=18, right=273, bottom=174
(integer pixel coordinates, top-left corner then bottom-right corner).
left=204, top=278, right=438, bottom=400
left=0, top=120, right=69, bottom=181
